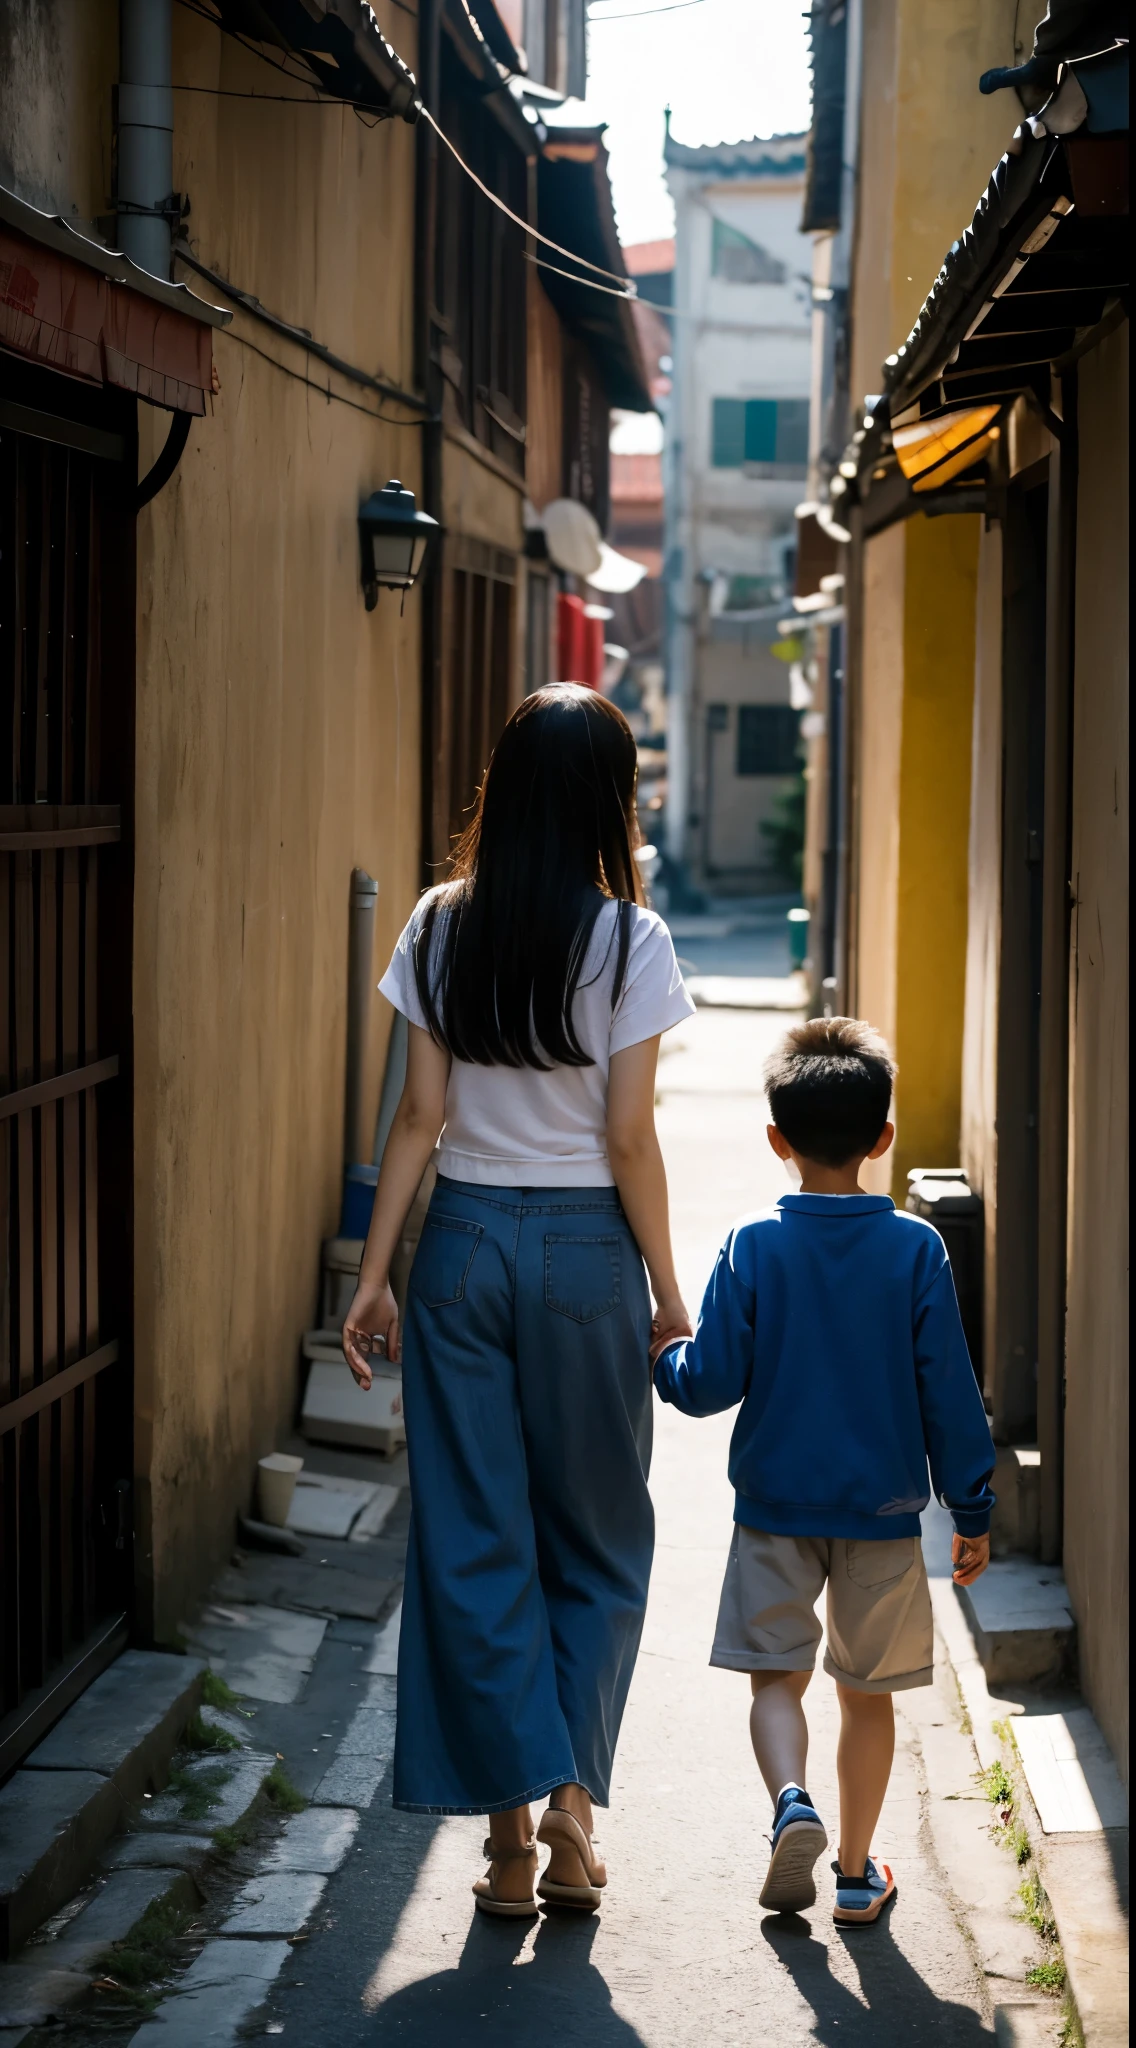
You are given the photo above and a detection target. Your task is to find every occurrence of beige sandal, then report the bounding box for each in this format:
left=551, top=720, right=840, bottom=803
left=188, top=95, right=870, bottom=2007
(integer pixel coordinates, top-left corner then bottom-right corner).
left=536, top=1807, right=607, bottom=1912
left=472, top=1836, right=540, bottom=1918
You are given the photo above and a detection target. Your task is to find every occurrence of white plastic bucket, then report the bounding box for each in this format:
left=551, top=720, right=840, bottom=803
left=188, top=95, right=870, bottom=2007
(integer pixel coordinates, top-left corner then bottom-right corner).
left=257, top=1451, right=304, bottom=1526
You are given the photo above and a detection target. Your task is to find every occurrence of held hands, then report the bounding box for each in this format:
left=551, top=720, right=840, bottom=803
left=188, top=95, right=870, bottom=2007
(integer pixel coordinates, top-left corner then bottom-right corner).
left=342, top=1280, right=401, bottom=1389
left=649, top=1293, right=692, bottom=1364
left=952, top=1532, right=990, bottom=1587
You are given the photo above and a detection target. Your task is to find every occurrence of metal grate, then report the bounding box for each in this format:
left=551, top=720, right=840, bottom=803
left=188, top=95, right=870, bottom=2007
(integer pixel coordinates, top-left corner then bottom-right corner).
left=0, top=413, right=133, bottom=1777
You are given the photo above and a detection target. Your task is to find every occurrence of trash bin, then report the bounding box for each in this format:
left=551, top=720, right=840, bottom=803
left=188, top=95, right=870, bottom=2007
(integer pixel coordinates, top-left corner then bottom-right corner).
left=905, top=1170, right=984, bottom=1388
left=787, top=906, right=810, bottom=968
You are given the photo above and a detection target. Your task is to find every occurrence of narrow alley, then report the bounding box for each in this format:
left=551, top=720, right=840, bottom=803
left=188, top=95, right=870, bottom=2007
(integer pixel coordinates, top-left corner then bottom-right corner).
left=1, top=2, right=1127, bottom=2041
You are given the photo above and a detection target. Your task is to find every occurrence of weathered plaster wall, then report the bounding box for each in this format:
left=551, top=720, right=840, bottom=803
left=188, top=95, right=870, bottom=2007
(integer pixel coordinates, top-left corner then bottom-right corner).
left=960, top=520, right=1004, bottom=1383
left=852, top=0, right=1026, bottom=402
left=1064, top=324, right=1129, bottom=1782
left=128, top=12, right=424, bottom=1638
left=890, top=513, right=978, bottom=1194
left=853, top=522, right=904, bottom=1192
left=0, top=0, right=115, bottom=219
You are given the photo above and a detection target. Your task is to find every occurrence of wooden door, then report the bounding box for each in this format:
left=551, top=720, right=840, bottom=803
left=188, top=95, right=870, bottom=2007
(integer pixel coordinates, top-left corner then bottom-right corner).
left=428, top=539, right=517, bottom=868
left=0, top=380, right=135, bottom=1777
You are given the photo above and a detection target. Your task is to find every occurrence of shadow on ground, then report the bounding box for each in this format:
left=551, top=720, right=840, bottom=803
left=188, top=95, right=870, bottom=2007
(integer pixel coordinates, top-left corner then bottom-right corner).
left=762, top=1914, right=994, bottom=2045
left=364, top=1913, right=646, bottom=2046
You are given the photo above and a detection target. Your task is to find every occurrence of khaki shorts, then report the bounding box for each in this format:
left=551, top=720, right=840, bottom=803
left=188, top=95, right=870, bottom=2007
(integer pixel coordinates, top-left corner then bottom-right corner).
left=710, top=1525, right=934, bottom=1694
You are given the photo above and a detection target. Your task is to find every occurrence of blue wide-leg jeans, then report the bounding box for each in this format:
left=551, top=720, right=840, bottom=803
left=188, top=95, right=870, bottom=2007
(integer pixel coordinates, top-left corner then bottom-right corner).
left=392, top=1175, right=654, bottom=1815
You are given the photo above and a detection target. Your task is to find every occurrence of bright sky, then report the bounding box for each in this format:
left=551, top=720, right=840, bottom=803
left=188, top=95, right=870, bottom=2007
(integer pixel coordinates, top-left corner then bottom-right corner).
left=574, top=0, right=812, bottom=247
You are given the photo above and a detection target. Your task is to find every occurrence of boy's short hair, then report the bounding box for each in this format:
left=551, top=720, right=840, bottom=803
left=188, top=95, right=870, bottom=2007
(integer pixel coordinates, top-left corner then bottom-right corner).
left=763, top=1017, right=896, bottom=1167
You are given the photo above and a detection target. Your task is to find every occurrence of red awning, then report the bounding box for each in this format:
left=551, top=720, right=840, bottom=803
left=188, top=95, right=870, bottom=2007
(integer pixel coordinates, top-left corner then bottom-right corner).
left=0, top=190, right=229, bottom=416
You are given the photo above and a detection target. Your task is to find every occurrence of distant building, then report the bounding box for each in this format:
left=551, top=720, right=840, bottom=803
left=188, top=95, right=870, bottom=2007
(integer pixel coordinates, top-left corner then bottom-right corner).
left=663, top=129, right=812, bottom=888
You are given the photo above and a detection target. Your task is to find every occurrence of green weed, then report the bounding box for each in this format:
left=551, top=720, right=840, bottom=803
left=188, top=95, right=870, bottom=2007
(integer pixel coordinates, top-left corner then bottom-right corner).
left=211, top=1814, right=258, bottom=1857
left=1008, top=1818, right=1032, bottom=1865
left=264, top=1762, right=305, bottom=1813
left=1058, top=1997, right=1084, bottom=2046
left=167, top=1762, right=232, bottom=1822
left=1018, top=1869, right=1057, bottom=1941
left=94, top=1894, right=199, bottom=2007
left=1028, top=1957, right=1067, bottom=1995
left=183, top=1711, right=240, bottom=1755
left=202, top=1670, right=252, bottom=1714
left=980, top=1758, right=1014, bottom=1807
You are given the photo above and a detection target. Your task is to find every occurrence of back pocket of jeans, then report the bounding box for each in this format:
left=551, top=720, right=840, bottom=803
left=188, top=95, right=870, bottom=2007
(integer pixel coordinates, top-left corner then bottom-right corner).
left=411, top=1216, right=482, bottom=1307
left=544, top=1234, right=621, bottom=1323
left=845, top=1537, right=916, bottom=1591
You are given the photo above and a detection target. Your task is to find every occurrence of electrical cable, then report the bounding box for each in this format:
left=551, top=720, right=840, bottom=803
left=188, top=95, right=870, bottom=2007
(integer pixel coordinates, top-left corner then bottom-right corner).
left=419, top=107, right=636, bottom=293
left=173, top=0, right=638, bottom=302
left=589, top=0, right=706, bottom=17
left=173, top=241, right=431, bottom=414
left=525, top=252, right=635, bottom=301
left=211, top=323, right=432, bottom=425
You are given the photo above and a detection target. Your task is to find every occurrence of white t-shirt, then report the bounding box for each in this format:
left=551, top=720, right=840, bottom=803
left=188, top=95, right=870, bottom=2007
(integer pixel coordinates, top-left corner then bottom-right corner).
left=379, top=894, right=695, bottom=1186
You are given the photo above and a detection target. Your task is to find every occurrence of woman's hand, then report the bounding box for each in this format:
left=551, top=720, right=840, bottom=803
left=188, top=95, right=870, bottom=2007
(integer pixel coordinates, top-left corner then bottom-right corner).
left=342, top=1280, right=401, bottom=1388
left=649, top=1294, right=692, bottom=1363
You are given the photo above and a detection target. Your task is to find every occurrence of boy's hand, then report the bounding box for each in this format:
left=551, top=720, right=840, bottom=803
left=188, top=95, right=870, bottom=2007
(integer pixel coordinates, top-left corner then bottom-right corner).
left=649, top=1295, right=692, bottom=1364
left=343, top=1280, right=400, bottom=1388
left=952, top=1532, right=990, bottom=1586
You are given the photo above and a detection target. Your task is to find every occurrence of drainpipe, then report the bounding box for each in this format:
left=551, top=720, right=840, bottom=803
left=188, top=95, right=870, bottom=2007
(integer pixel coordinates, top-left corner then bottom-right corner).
left=344, top=871, right=380, bottom=1168
left=118, top=0, right=174, bottom=279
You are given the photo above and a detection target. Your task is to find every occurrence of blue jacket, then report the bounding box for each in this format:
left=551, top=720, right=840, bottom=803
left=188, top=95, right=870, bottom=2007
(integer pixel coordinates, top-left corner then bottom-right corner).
left=654, top=1194, right=996, bottom=1540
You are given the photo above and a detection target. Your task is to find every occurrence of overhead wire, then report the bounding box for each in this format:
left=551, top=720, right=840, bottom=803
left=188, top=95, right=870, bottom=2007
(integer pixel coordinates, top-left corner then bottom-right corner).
left=172, top=242, right=433, bottom=420
left=589, top=0, right=706, bottom=17
left=173, top=0, right=639, bottom=302
left=203, top=324, right=432, bottom=426
left=419, top=107, right=636, bottom=294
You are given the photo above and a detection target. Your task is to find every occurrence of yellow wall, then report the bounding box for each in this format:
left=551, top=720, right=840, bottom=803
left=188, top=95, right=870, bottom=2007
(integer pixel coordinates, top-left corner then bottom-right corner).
left=854, top=522, right=905, bottom=1052
left=1063, top=324, right=1129, bottom=1783
left=1, top=3, right=424, bottom=1636
left=847, top=0, right=1018, bottom=1193
left=126, top=13, right=424, bottom=1637
left=960, top=521, right=1004, bottom=1374
left=889, top=514, right=978, bottom=1190
left=0, top=0, right=116, bottom=221
left=851, top=0, right=1029, bottom=412
left=854, top=516, right=977, bottom=1194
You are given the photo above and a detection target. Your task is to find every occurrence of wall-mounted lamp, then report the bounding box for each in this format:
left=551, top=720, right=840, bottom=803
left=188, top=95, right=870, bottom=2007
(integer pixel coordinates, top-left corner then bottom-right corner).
left=359, top=479, right=439, bottom=610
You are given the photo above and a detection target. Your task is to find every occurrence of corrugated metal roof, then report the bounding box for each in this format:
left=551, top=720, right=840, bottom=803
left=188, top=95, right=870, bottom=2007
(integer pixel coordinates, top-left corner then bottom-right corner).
left=664, top=128, right=807, bottom=179
left=801, top=1, right=846, bottom=234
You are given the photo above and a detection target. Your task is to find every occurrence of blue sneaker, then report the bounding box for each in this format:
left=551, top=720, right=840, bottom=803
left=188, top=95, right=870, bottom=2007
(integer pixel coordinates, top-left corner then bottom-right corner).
left=832, top=1855, right=896, bottom=1924
left=758, top=1784, right=829, bottom=1912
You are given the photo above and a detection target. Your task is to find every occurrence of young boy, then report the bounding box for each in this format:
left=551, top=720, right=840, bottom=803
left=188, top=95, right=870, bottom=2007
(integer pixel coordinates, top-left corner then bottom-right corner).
left=652, top=1016, right=995, bottom=1924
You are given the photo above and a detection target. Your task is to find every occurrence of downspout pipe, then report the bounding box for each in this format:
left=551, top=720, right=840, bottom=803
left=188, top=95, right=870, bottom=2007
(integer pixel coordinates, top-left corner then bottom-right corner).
left=344, top=870, right=380, bottom=1169
left=118, top=0, right=174, bottom=280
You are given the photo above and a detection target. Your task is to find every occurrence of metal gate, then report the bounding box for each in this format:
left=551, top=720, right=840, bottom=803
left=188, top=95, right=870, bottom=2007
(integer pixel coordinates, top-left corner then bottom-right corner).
left=0, top=387, right=135, bottom=1777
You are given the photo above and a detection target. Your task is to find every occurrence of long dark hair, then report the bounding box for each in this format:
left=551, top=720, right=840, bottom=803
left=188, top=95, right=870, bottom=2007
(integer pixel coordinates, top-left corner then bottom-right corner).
left=413, top=683, right=645, bottom=1068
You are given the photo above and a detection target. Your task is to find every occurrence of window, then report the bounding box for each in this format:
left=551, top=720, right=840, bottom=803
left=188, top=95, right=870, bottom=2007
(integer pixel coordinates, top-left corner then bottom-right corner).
left=736, top=705, right=802, bottom=776
left=711, top=218, right=786, bottom=285
left=710, top=398, right=810, bottom=470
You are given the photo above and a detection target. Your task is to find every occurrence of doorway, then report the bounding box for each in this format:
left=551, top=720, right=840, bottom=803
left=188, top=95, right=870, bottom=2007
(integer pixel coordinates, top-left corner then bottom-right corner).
left=0, top=367, right=135, bottom=1776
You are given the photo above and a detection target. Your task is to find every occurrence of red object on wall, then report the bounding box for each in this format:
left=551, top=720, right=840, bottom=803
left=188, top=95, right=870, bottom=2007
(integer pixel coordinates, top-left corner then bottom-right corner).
left=556, top=592, right=604, bottom=689
left=0, top=223, right=215, bottom=412
left=557, top=592, right=587, bottom=682
left=584, top=611, right=605, bottom=690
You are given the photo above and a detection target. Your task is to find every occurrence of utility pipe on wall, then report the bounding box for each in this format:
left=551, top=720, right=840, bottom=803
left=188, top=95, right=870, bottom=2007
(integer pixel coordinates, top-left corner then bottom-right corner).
left=118, top=0, right=174, bottom=279
left=344, top=870, right=380, bottom=1168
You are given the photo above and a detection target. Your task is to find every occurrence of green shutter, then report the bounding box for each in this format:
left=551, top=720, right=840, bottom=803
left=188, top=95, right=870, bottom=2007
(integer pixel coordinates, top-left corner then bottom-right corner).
left=711, top=398, right=746, bottom=467
left=743, top=400, right=778, bottom=464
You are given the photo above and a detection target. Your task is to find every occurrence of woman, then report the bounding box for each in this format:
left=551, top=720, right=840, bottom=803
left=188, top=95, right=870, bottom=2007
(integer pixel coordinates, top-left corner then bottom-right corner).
left=342, top=683, right=693, bottom=1918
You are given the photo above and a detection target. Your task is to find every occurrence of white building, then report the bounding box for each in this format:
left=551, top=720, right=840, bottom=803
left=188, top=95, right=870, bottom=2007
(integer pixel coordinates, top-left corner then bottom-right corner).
left=663, top=129, right=812, bottom=886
